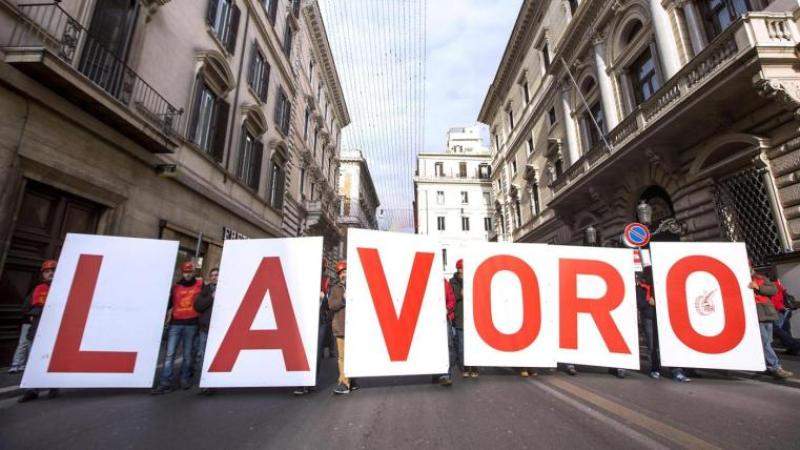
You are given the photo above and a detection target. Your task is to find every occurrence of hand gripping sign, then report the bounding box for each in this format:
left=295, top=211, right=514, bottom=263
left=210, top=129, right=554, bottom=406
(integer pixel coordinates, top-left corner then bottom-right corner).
left=344, top=229, right=449, bottom=377
left=201, top=238, right=322, bottom=387
left=649, top=242, right=765, bottom=371
left=21, top=234, right=178, bottom=388
left=556, top=246, right=640, bottom=370
left=463, top=243, right=558, bottom=368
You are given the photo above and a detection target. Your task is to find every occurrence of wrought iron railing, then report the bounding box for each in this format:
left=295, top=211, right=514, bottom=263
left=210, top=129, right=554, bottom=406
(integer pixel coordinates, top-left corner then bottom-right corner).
left=5, top=2, right=184, bottom=139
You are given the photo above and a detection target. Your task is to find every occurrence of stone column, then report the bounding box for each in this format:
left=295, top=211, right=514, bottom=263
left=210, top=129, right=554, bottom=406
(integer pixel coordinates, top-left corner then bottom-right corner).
left=679, top=0, right=708, bottom=56
left=560, top=84, right=581, bottom=166
left=648, top=0, right=681, bottom=79
left=592, top=33, right=620, bottom=130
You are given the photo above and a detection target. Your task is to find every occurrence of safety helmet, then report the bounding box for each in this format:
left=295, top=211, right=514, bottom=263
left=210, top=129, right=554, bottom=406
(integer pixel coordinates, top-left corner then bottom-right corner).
left=336, top=260, right=347, bottom=273
left=455, top=259, right=463, bottom=269
left=41, top=259, right=57, bottom=272
left=181, top=261, right=195, bottom=273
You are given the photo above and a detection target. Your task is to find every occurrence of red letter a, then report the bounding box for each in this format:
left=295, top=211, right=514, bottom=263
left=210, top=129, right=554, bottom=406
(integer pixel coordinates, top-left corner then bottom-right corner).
left=559, top=258, right=630, bottom=354
left=357, top=248, right=434, bottom=361
left=209, top=257, right=309, bottom=372
left=49, top=254, right=137, bottom=373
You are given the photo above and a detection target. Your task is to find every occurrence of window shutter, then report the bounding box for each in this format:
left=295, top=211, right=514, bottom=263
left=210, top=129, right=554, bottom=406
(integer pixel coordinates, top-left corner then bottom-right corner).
left=252, top=141, right=264, bottom=190
left=268, top=0, right=278, bottom=24
left=226, top=4, right=241, bottom=55
left=274, top=89, right=284, bottom=130
left=206, top=0, right=218, bottom=26
left=235, top=130, right=246, bottom=178
left=260, top=63, right=270, bottom=103
left=188, top=77, right=205, bottom=142
left=282, top=101, right=291, bottom=135
left=211, top=100, right=229, bottom=162
left=247, top=45, right=255, bottom=87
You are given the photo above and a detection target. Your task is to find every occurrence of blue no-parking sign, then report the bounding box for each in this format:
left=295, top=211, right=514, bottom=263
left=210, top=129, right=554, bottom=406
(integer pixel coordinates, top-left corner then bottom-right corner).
left=624, top=223, right=650, bottom=247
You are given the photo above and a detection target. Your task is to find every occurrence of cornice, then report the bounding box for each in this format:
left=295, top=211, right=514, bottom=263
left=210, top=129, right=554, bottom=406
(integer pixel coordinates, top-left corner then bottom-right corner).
left=303, top=1, right=351, bottom=127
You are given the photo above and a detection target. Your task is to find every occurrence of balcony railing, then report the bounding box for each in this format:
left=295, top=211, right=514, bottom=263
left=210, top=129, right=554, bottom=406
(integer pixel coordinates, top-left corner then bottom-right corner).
left=5, top=2, right=184, bottom=141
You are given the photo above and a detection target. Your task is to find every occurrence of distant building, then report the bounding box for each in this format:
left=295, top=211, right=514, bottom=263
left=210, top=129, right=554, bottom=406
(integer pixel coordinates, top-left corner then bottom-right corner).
left=414, top=125, right=493, bottom=275
left=337, top=149, right=380, bottom=256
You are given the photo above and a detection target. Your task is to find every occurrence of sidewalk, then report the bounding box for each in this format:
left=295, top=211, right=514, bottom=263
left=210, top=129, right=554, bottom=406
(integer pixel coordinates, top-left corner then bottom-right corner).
left=0, top=371, right=23, bottom=399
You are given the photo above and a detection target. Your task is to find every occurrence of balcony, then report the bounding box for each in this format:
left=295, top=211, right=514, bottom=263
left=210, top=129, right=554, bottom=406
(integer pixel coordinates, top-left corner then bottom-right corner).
left=2, top=3, right=184, bottom=153
left=304, top=199, right=341, bottom=243
left=549, top=13, right=800, bottom=210
left=414, top=168, right=493, bottom=183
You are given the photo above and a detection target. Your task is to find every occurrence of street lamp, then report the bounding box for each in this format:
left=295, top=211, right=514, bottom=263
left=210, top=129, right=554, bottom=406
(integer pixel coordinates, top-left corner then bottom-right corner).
left=636, top=200, right=652, bottom=225
left=584, top=225, right=597, bottom=246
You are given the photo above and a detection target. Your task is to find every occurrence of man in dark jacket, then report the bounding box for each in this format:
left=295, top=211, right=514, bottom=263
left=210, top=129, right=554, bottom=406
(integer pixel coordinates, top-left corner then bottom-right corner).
left=194, top=268, right=218, bottom=394
left=451, top=259, right=477, bottom=377
left=751, top=267, right=793, bottom=379
left=329, top=261, right=353, bottom=394
left=18, top=260, right=60, bottom=403
left=637, top=270, right=690, bottom=382
left=294, top=263, right=334, bottom=395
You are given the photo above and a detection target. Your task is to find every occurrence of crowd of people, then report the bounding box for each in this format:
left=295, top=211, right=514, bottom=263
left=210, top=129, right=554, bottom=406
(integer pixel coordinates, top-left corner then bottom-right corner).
left=8, top=256, right=800, bottom=402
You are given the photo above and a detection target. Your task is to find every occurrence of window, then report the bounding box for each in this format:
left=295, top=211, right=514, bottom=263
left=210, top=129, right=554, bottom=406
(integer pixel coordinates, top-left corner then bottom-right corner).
left=268, top=154, right=286, bottom=209
left=248, top=46, right=269, bottom=102
left=461, top=217, right=470, bottom=231
left=263, top=0, right=278, bottom=25
left=208, top=0, right=240, bottom=54
left=303, top=108, right=311, bottom=140
left=435, top=162, right=444, bottom=176
left=190, top=78, right=228, bottom=162
left=478, top=164, right=491, bottom=179
left=436, top=191, right=445, bottom=205
left=442, top=249, right=448, bottom=268
left=584, top=101, right=606, bottom=148
left=530, top=184, right=540, bottom=216
left=484, top=217, right=492, bottom=231
left=437, top=216, right=446, bottom=231
left=483, top=192, right=491, bottom=205
left=493, top=132, right=500, bottom=151
left=526, top=137, right=534, bottom=155
left=523, top=81, right=531, bottom=104
left=630, top=47, right=661, bottom=104
left=236, top=129, right=262, bottom=190
left=461, top=191, right=469, bottom=204
left=308, top=58, right=314, bottom=79
left=514, top=201, right=522, bottom=228
left=508, top=108, right=515, bottom=130
left=555, top=159, right=564, bottom=178
left=283, top=20, right=294, bottom=58
left=700, top=0, right=751, bottom=39
left=548, top=107, right=557, bottom=127
left=511, top=160, right=517, bottom=175
left=313, top=129, right=319, bottom=156
left=568, top=0, right=579, bottom=15
left=274, top=88, right=291, bottom=136
left=459, top=162, right=467, bottom=178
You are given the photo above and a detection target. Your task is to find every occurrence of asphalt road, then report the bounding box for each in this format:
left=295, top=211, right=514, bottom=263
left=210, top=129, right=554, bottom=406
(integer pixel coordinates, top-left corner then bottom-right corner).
left=1, top=358, right=798, bottom=450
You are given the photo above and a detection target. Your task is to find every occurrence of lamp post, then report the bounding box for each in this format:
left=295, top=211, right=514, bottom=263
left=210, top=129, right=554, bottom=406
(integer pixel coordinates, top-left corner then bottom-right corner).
left=637, top=200, right=652, bottom=226
left=584, top=225, right=597, bottom=246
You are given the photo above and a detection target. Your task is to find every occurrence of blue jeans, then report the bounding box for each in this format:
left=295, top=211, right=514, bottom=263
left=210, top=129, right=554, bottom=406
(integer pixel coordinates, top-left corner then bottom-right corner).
left=759, top=322, right=780, bottom=371
left=160, top=324, right=198, bottom=386
left=454, top=328, right=465, bottom=371
left=194, top=329, right=208, bottom=374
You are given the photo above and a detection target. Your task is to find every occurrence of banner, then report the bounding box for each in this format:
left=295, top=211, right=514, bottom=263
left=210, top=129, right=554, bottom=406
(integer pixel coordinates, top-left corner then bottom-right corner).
left=21, top=234, right=178, bottom=388
left=463, top=242, right=558, bottom=367
left=649, top=242, right=765, bottom=371
left=200, top=238, right=322, bottom=387
left=344, top=229, right=449, bottom=377
left=555, top=246, right=640, bottom=370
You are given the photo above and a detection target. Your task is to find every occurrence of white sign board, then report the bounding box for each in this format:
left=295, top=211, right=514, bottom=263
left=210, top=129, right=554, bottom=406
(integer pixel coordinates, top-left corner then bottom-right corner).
left=22, top=234, right=177, bottom=388
left=556, top=246, right=640, bottom=370
left=650, top=242, right=765, bottom=371
left=200, top=238, right=322, bottom=387
left=345, top=229, right=449, bottom=377
left=463, top=243, right=558, bottom=367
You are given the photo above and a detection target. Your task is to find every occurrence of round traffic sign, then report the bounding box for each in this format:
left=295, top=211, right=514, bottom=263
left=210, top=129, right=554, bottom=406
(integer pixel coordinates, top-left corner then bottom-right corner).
left=624, top=223, right=650, bottom=247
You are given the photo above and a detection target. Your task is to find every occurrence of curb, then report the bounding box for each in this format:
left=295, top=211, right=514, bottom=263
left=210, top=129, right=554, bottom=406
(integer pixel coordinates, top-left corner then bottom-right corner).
left=728, top=370, right=800, bottom=389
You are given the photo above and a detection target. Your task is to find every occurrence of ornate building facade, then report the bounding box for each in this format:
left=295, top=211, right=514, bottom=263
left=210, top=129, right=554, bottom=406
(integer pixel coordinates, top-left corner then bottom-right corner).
left=0, top=0, right=347, bottom=364
left=337, top=149, right=380, bottom=257
left=479, top=0, right=800, bottom=280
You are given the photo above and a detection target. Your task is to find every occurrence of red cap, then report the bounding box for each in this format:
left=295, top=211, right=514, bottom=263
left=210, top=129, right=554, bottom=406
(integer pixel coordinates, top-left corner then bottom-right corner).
left=336, top=260, right=347, bottom=273
left=181, top=262, right=194, bottom=273
left=456, top=259, right=463, bottom=269
left=41, top=259, right=57, bottom=272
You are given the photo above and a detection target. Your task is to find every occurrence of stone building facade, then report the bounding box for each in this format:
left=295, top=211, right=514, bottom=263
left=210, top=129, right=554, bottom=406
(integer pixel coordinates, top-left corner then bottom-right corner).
left=414, top=126, right=493, bottom=275
left=479, top=0, right=800, bottom=284
left=0, top=0, right=347, bottom=365
left=337, top=149, right=380, bottom=257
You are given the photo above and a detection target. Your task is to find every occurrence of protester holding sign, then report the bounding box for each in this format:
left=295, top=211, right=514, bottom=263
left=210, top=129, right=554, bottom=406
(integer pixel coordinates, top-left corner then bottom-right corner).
left=152, top=262, right=204, bottom=394
left=768, top=273, right=800, bottom=355
left=194, top=268, right=218, bottom=395
left=451, top=260, right=476, bottom=378
left=294, top=264, right=335, bottom=396
left=432, top=279, right=456, bottom=386
left=329, top=261, right=354, bottom=395
left=17, top=260, right=60, bottom=403
left=750, top=269, right=793, bottom=379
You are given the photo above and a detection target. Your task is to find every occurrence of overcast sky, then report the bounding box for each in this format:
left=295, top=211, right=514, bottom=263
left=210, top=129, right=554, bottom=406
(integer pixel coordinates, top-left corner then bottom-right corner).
left=423, top=0, right=521, bottom=151
left=319, top=0, right=521, bottom=230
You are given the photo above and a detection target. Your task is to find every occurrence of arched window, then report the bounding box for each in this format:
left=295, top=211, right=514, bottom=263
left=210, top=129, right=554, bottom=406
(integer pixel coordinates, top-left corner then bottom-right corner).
left=699, top=0, right=753, bottom=40
left=612, top=14, right=662, bottom=112
left=575, top=75, right=606, bottom=152
left=235, top=107, right=267, bottom=190
left=268, top=145, right=288, bottom=210
left=189, top=51, right=234, bottom=161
